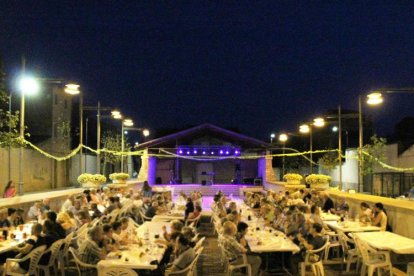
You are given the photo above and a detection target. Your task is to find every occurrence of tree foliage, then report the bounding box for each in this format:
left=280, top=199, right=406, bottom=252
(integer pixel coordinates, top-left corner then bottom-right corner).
left=319, top=151, right=340, bottom=172
left=362, top=135, right=387, bottom=175
left=0, top=58, right=20, bottom=147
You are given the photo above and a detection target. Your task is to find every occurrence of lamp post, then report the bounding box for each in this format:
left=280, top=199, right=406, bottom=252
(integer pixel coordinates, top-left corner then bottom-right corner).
left=299, top=117, right=325, bottom=174
left=63, top=83, right=82, bottom=175
left=278, top=133, right=288, bottom=176
left=270, top=133, right=275, bottom=143
left=17, top=62, right=40, bottom=195
left=121, top=119, right=150, bottom=173
left=82, top=103, right=120, bottom=173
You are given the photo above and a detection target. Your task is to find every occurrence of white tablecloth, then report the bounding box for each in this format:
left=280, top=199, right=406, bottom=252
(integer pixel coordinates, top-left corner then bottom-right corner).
left=354, top=231, right=414, bottom=254
left=98, top=221, right=169, bottom=271
left=0, top=224, right=33, bottom=254
left=246, top=228, right=300, bottom=253
left=320, top=212, right=340, bottom=221
left=325, top=221, right=380, bottom=233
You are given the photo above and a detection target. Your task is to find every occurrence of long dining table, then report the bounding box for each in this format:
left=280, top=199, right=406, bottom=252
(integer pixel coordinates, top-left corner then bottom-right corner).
left=353, top=231, right=414, bottom=254
left=97, top=221, right=169, bottom=272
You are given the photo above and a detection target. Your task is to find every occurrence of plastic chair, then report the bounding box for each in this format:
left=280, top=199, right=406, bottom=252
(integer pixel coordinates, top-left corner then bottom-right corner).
left=300, top=238, right=330, bottom=276
left=323, top=231, right=342, bottom=263
left=337, top=231, right=360, bottom=272
left=165, top=247, right=203, bottom=276
left=37, top=239, right=65, bottom=276
left=354, top=236, right=392, bottom=276
left=68, top=247, right=97, bottom=276
left=99, top=267, right=138, bottom=276
left=3, top=245, right=46, bottom=276
left=58, top=231, right=75, bottom=275
left=194, top=236, right=205, bottom=251
left=138, top=210, right=152, bottom=222
left=185, top=214, right=201, bottom=227
left=218, top=243, right=252, bottom=276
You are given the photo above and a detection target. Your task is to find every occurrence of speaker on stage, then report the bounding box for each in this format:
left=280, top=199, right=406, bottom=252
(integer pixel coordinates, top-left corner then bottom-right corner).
left=201, top=180, right=207, bottom=185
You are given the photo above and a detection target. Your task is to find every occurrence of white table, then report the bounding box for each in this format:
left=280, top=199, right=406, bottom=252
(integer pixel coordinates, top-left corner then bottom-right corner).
left=98, top=221, right=169, bottom=272
left=354, top=231, right=414, bottom=254
left=320, top=212, right=340, bottom=221
left=325, top=220, right=380, bottom=233
left=0, top=224, right=33, bottom=254
left=246, top=228, right=300, bottom=253
left=152, top=211, right=184, bottom=222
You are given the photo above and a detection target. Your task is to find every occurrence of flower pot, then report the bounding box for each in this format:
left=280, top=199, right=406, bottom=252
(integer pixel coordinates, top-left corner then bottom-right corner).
left=112, top=179, right=127, bottom=184
left=82, top=181, right=100, bottom=188
left=286, top=180, right=301, bottom=185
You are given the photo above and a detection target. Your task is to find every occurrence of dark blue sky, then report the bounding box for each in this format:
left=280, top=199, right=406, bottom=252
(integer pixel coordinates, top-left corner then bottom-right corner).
left=1, top=2, right=414, bottom=141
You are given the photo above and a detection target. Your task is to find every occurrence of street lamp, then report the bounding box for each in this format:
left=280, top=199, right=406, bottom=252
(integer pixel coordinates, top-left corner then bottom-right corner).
left=63, top=83, right=82, bottom=175
left=270, top=133, right=275, bottom=143
left=278, top=133, right=288, bottom=176
left=298, top=117, right=326, bottom=174
left=17, top=74, right=40, bottom=195
left=121, top=119, right=150, bottom=173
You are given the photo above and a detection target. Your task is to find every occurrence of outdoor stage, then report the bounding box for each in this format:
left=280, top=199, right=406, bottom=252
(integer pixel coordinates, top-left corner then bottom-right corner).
left=151, top=183, right=263, bottom=197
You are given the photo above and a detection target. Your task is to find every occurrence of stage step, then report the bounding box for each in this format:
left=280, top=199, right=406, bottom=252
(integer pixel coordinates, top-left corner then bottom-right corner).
left=153, top=184, right=258, bottom=197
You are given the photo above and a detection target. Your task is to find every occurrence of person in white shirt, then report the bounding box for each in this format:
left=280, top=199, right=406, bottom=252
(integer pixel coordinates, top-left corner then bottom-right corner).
left=61, top=195, right=75, bottom=212
left=27, top=201, right=42, bottom=221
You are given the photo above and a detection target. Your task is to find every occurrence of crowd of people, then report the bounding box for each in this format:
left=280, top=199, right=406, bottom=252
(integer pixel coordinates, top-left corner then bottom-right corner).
left=0, top=181, right=204, bottom=275
left=212, top=189, right=390, bottom=275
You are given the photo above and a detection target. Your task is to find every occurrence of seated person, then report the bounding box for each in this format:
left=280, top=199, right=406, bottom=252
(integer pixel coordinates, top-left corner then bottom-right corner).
left=6, top=208, right=17, bottom=228
left=27, top=201, right=42, bottom=221
left=218, top=221, right=261, bottom=276
left=333, top=196, right=349, bottom=216
left=236, top=221, right=249, bottom=249
left=90, top=203, right=102, bottom=220
left=290, top=223, right=326, bottom=275
left=371, top=202, right=388, bottom=231
left=187, top=205, right=202, bottom=221
left=359, top=202, right=372, bottom=222
left=39, top=220, right=59, bottom=265
left=320, top=192, right=334, bottom=213
left=0, top=208, right=10, bottom=228
left=144, top=202, right=158, bottom=218
left=13, top=209, right=25, bottom=227
left=57, top=211, right=77, bottom=234
left=181, top=227, right=196, bottom=247
left=165, top=234, right=196, bottom=275
left=78, top=225, right=106, bottom=275
left=102, top=224, right=120, bottom=252
left=46, top=211, right=66, bottom=239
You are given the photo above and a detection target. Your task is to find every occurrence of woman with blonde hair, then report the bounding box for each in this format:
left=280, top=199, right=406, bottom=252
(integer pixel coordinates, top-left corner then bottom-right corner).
left=57, top=211, right=77, bottom=233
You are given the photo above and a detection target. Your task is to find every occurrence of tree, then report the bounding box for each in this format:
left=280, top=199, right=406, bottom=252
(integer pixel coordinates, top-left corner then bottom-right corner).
left=362, top=135, right=387, bottom=175
left=101, top=131, right=130, bottom=175
left=319, top=151, right=340, bottom=172
left=0, top=58, right=20, bottom=147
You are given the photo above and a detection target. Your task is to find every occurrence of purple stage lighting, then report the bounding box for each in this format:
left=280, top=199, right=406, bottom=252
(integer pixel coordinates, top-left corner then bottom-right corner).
left=202, top=151, right=206, bottom=155
left=211, top=151, right=214, bottom=155
left=219, top=150, right=224, bottom=155
left=235, top=150, right=239, bottom=155
left=193, top=150, right=198, bottom=154
left=178, top=150, right=183, bottom=154
left=186, top=151, right=190, bottom=155
left=225, top=151, right=229, bottom=154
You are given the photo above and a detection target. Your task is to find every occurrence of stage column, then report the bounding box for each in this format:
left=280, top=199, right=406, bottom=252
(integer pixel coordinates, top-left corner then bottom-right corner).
left=147, top=155, right=157, bottom=185
left=263, top=150, right=277, bottom=183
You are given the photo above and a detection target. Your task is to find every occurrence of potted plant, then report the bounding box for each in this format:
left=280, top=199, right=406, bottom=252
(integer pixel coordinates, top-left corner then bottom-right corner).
left=305, top=174, right=331, bottom=190
left=109, top=173, right=130, bottom=184
left=283, top=173, right=303, bottom=185
left=77, top=173, right=107, bottom=188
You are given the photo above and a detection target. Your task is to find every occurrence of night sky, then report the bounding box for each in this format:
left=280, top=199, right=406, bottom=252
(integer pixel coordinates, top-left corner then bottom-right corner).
left=1, top=2, right=414, bottom=141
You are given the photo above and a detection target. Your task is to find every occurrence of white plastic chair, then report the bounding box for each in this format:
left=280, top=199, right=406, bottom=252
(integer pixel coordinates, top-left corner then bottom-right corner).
left=165, top=246, right=203, bottom=276
left=323, top=231, right=342, bottom=263
left=185, top=214, right=201, bottom=227
left=138, top=210, right=152, bottom=222
left=68, top=247, right=97, bottom=276
left=337, top=231, right=360, bottom=272
left=194, top=236, right=205, bottom=251
left=300, top=238, right=330, bottom=276
left=218, top=243, right=252, bottom=276
left=99, top=267, right=138, bottom=276
left=58, top=231, right=75, bottom=275
left=37, top=239, right=65, bottom=276
left=3, top=245, right=46, bottom=276
left=354, top=236, right=392, bottom=276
